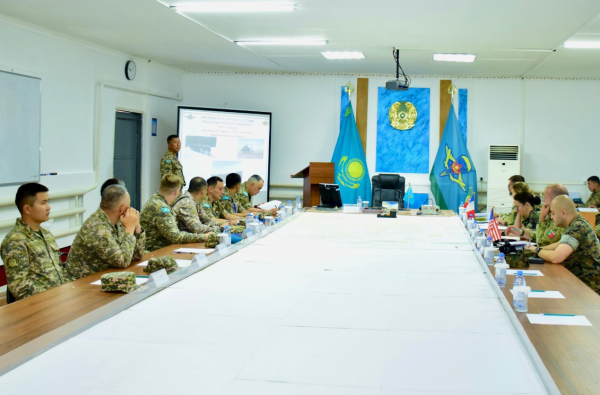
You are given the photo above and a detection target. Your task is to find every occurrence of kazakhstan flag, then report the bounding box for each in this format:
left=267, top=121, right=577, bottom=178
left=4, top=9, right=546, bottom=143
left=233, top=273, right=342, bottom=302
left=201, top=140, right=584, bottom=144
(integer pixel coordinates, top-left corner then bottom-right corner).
left=332, top=87, right=371, bottom=205
left=430, top=104, right=477, bottom=211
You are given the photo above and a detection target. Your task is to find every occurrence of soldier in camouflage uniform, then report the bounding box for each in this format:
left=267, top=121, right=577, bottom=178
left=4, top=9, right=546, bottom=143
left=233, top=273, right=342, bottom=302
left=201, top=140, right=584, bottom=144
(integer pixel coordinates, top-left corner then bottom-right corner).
left=234, top=174, right=278, bottom=216
left=172, top=177, right=220, bottom=234
left=506, top=184, right=568, bottom=268
left=222, top=173, right=255, bottom=217
left=66, top=184, right=146, bottom=280
left=527, top=195, right=600, bottom=294
left=580, top=176, right=600, bottom=208
left=141, top=175, right=213, bottom=252
left=160, top=135, right=186, bottom=191
left=1, top=183, right=70, bottom=301
left=202, top=176, right=242, bottom=224
left=497, top=180, right=532, bottom=226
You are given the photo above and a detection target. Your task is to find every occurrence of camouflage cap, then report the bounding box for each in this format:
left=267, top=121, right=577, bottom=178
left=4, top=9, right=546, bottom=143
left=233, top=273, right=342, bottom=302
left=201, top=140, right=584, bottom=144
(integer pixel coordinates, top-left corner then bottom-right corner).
left=144, top=256, right=179, bottom=274
left=205, top=233, right=220, bottom=248
left=100, top=272, right=139, bottom=293
left=230, top=225, right=245, bottom=234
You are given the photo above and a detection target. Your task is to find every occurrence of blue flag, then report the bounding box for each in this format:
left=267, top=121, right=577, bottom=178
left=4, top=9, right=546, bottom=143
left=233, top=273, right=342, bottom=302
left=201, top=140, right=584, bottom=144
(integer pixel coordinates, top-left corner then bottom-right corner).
left=429, top=104, right=477, bottom=211
left=403, top=183, right=414, bottom=208
left=332, top=87, right=371, bottom=205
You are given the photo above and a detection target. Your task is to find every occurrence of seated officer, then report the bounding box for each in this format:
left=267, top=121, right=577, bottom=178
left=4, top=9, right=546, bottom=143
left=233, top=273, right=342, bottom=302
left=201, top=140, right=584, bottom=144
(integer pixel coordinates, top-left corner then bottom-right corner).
left=222, top=173, right=250, bottom=217
left=66, top=184, right=146, bottom=280
left=505, top=192, right=541, bottom=237
left=201, top=176, right=241, bottom=224
left=580, top=176, right=600, bottom=208
left=141, top=174, right=212, bottom=252
left=1, top=183, right=70, bottom=300
left=526, top=195, right=600, bottom=295
left=497, top=181, right=533, bottom=226
left=235, top=174, right=277, bottom=215
left=505, top=184, right=568, bottom=268
left=172, top=176, right=221, bottom=234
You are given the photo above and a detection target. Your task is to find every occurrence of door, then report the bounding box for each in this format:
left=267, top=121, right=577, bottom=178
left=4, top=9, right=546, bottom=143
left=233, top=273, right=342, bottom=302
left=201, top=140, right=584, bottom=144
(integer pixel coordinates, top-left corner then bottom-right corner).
left=113, top=111, right=142, bottom=210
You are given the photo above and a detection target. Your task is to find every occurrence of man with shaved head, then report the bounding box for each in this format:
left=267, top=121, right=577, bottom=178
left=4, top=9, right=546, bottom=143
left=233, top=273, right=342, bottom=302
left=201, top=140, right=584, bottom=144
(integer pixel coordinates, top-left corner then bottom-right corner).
left=66, top=183, right=146, bottom=279
left=526, top=195, right=600, bottom=295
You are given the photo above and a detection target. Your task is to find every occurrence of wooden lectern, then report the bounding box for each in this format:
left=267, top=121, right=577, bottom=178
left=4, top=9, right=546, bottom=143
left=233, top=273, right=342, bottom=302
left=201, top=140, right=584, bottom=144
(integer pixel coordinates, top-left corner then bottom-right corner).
left=291, top=162, right=335, bottom=207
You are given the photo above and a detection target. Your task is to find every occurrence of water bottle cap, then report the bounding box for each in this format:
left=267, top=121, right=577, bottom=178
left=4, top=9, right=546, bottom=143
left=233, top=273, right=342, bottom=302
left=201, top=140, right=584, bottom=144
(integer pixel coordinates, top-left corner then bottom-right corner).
left=487, top=236, right=492, bottom=240
left=517, top=270, right=523, bottom=275
left=296, top=196, right=300, bottom=198
left=498, top=253, right=504, bottom=258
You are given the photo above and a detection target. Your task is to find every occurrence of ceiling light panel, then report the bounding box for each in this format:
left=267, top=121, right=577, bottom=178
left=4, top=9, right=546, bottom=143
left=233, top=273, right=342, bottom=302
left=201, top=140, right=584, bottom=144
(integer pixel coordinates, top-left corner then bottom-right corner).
left=563, top=41, right=600, bottom=49
left=235, top=40, right=328, bottom=46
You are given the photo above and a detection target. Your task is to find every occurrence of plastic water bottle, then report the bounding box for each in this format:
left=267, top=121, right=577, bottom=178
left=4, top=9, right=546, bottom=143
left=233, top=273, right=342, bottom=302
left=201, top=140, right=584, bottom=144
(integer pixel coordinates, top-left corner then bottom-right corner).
left=247, top=213, right=254, bottom=224
left=495, top=253, right=509, bottom=288
left=357, top=195, right=362, bottom=208
left=476, top=231, right=486, bottom=254
left=224, top=225, right=231, bottom=246
left=458, top=205, right=465, bottom=217
left=513, top=270, right=526, bottom=288
left=484, top=236, right=494, bottom=264
left=296, top=196, right=302, bottom=211
left=288, top=200, right=293, bottom=213
left=513, top=286, right=531, bottom=312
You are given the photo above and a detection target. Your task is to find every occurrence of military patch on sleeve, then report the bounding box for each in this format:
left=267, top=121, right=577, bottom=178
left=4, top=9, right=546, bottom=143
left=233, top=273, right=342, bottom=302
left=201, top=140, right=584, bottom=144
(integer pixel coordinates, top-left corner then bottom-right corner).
left=546, top=229, right=556, bottom=239
left=164, top=159, right=172, bottom=164
left=243, top=191, right=248, bottom=196
left=161, top=207, right=170, bottom=213
left=203, top=203, right=210, bottom=209
left=7, top=258, right=18, bottom=268
left=223, top=196, right=230, bottom=200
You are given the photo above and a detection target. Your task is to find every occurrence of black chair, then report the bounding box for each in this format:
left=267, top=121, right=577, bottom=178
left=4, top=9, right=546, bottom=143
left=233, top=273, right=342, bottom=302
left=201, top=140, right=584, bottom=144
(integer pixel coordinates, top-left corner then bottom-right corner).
left=371, top=174, right=405, bottom=208
left=6, top=289, right=16, bottom=305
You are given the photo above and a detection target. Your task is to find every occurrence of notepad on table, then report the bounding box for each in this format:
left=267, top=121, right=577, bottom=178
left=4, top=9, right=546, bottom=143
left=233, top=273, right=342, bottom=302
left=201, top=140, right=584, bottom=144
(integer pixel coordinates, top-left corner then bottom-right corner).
left=506, top=269, right=543, bottom=276
left=527, top=314, right=592, bottom=326
left=510, top=290, right=565, bottom=299
left=173, top=248, right=214, bottom=254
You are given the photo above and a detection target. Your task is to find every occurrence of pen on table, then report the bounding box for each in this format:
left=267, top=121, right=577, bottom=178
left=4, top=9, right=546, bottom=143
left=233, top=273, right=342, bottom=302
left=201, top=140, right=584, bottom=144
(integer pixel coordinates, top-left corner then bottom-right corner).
left=136, top=275, right=149, bottom=278
left=531, top=290, right=545, bottom=292
left=542, top=313, right=575, bottom=317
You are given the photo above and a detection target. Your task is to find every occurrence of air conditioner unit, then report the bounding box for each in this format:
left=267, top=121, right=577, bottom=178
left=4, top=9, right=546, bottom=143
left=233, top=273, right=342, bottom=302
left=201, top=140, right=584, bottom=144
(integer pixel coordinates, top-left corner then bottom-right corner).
left=487, top=145, right=520, bottom=213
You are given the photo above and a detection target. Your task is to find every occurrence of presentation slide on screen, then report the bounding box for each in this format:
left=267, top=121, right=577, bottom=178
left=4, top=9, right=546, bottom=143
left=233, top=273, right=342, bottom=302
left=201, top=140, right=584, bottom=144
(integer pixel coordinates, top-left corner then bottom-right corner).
left=177, top=107, right=271, bottom=204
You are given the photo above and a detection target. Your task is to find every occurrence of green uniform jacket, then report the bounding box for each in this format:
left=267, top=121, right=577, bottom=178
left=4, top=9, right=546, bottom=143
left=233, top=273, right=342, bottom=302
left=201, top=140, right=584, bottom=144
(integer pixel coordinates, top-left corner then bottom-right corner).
left=140, top=193, right=206, bottom=252
left=201, top=196, right=231, bottom=220
left=172, top=192, right=219, bottom=234
left=535, top=215, right=564, bottom=245
left=500, top=209, right=517, bottom=226
left=234, top=182, right=253, bottom=211
left=560, top=215, right=600, bottom=295
left=65, top=208, right=146, bottom=280
left=222, top=186, right=243, bottom=214
left=583, top=190, right=600, bottom=208
left=1, top=219, right=70, bottom=300
left=159, top=149, right=186, bottom=187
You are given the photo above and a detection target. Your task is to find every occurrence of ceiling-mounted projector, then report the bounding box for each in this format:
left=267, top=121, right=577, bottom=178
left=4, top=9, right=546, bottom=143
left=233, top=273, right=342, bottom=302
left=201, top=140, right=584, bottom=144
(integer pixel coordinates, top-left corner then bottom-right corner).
left=386, top=48, right=411, bottom=91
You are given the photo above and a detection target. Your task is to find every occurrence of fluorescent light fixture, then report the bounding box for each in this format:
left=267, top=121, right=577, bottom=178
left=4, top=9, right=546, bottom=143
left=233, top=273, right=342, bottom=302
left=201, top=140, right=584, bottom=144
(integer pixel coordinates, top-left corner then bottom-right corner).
left=235, top=40, right=328, bottom=46
left=321, top=51, right=365, bottom=59
left=563, top=41, right=600, bottom=49
left=171, top=2, right=296, bottom=12
left=433, top=53, right=477, bottom=62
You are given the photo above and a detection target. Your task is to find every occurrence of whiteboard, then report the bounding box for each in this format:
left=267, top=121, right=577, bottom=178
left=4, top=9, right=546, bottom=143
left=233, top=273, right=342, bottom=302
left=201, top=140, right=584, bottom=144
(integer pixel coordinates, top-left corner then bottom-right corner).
left=0, top=70, right=41, bottom=186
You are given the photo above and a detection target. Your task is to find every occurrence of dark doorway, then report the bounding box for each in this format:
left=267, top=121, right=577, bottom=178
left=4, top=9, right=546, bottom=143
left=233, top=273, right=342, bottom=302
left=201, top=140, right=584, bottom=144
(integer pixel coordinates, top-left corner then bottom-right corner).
left=114, top=111, right=142, bottom=210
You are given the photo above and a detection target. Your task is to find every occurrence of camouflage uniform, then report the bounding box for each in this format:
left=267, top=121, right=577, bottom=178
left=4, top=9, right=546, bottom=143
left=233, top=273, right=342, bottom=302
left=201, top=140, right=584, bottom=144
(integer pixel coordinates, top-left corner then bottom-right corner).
left=499, top=209, right=517, bottom=226
left=1, top=219, right=70, bottom=300
left=159, top=149, right=186, bottom=188
left=234, top=182, right=254, bottom=211
left=172, top=192, right=220, bottom=234
left=582, top=190, right=600, bottom=208
left=560, top=214, right=600, bottom=295
left=65, top=208, right=146, bottom=280
left=140, top=192, right=207, bottom=252
left=507, top=214, right=564, bottom=269
left=222, top=186, right=241, bottom=214
left=521, top=209, right=540, bottom=231
left=201, top=196, right=232, bottom=220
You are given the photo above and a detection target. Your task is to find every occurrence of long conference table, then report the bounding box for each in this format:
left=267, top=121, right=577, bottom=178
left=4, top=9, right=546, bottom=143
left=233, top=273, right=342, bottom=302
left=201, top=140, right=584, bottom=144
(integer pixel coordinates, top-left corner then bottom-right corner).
left=0, top=211, right=598, bottom=394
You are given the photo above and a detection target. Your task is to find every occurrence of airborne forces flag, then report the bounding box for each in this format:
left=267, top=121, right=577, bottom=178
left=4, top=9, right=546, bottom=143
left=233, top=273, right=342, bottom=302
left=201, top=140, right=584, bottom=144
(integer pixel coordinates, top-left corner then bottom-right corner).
left=430, top=104, right=477, bottom=211
left=332, top=87, right=371, bottom=205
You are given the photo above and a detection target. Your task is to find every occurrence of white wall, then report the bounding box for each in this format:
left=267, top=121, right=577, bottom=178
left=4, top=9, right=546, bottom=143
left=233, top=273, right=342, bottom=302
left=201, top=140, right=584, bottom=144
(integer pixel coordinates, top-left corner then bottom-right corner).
left=0, top=15, right=183, bottom=252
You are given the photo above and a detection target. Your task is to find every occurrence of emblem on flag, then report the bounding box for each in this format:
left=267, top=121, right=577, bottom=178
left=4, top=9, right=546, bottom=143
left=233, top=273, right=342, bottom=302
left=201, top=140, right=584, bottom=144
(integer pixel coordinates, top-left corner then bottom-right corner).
left=439, top=145, right=473, bottom=191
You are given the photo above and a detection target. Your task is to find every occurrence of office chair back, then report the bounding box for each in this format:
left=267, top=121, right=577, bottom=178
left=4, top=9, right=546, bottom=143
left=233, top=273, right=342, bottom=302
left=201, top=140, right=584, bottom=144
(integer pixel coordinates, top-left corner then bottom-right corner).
left=371, top=174, right=405, bottom=208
